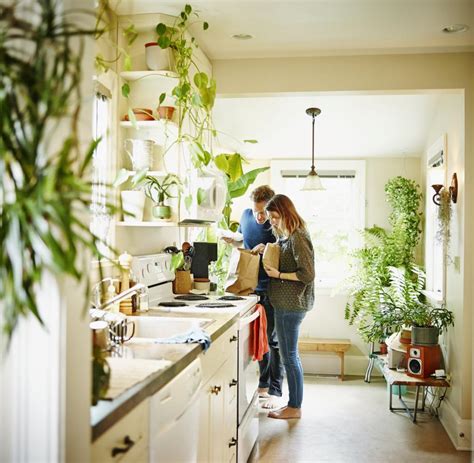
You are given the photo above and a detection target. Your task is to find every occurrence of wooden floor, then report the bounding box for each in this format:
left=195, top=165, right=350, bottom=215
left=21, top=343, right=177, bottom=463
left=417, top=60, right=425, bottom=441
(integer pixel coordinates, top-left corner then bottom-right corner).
left=250, top=375, right=472, bottom=463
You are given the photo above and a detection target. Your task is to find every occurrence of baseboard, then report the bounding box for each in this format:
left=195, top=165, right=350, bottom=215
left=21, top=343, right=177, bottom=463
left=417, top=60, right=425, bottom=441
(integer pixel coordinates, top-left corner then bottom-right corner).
left=439, top=397, right=472, bottom=451
left=301, top=353, right=382, bottom=378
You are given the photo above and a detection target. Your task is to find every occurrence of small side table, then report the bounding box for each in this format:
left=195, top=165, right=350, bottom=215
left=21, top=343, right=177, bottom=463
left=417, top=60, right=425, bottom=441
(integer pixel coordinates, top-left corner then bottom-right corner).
left=371, top=354, right=449, bottom=422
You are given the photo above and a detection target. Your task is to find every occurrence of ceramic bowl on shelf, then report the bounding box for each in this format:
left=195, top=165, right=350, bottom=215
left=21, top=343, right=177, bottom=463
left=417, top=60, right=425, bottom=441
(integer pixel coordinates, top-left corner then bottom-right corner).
left=144, top=42, right=172, bottom=71
left=122, top=108, right=154, bottom=121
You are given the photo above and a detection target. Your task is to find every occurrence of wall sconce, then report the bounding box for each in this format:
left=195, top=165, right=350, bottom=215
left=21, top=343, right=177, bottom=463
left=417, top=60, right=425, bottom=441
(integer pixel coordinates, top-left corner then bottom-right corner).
left=431, top=173, right=458, bottom=205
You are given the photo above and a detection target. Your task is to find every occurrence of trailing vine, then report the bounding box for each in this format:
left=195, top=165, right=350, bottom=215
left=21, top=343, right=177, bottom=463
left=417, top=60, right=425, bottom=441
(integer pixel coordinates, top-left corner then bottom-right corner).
left=436, top=188, right=451, bottom=250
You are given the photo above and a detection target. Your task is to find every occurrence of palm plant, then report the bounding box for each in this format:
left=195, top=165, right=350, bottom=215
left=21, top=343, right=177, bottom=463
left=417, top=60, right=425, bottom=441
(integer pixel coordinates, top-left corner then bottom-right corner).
left=0, top=1, right=108, bottom=339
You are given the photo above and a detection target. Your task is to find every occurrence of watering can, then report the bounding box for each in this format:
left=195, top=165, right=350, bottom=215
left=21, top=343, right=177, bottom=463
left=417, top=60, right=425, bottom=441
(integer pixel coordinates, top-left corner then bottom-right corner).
left=124, top=139, right=156, bottom=170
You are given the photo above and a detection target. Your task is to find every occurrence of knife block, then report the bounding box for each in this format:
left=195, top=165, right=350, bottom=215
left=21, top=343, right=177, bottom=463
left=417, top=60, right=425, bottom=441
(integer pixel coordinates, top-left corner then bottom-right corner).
left=173, top=270, right=192, bottom=294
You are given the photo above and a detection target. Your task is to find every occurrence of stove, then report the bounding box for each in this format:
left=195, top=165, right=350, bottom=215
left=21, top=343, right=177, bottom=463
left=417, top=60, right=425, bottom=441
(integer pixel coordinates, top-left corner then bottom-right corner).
left=131, top=253, right=258, bottom=315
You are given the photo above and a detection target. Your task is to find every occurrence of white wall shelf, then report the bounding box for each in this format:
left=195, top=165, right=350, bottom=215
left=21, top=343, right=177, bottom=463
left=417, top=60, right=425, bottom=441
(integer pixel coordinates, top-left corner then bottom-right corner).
left=120, top=70, right=178, bottom=82
left=128, top=170, right=169, bottom=177
left=116, top=221, right=178, bottom=227
left=120, top=120, right=178, bottom=131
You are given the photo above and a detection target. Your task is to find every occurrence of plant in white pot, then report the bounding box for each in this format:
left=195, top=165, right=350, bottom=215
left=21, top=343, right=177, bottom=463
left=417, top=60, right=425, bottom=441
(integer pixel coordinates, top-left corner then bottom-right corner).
left=144, top=173, right=182, bottom=220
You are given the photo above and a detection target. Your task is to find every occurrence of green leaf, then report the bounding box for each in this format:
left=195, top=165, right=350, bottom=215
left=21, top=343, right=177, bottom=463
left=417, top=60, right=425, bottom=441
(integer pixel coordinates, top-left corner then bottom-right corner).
left=184, top=195, right=192, bottom=211
left=156, top=23, right=167, bottom=35
left=159, top=92, right=166, bottom=105
left=203, top=22, right=209, bottom=30
left=184, top=4, right=192, bottom=15
left=128, top=108, right=138, bottom=129
left=214, top=154, right=229, bottom=173
left=123, top=24, right=138, bottom=45
left=194, top=72, right=208, bottom=89
left=123, top=54, right=132, bottom=71
left=121, top=83, right=130, bottom=98
left=113, top=169, right=132, bottom=187
left=157, top=36, right=171, bottom=49
left=197, top=188, right=206, bottom=205
left=244, top=139, right=258, bottom=144
left=228, top=167, right=270, bottom=199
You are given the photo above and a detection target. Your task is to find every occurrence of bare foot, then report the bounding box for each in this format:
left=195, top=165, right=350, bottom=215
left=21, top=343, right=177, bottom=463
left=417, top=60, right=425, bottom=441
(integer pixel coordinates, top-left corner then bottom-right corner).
left=258, top=387, right=270, bottom=398
left=261, top=395, right=281, bottom=409
left=268, top=406, right=301, bottom=420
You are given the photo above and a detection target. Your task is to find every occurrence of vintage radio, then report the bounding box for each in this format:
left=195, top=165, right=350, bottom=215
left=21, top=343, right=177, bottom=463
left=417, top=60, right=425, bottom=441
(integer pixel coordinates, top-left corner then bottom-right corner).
left=406, top=344, right=442, bottom=378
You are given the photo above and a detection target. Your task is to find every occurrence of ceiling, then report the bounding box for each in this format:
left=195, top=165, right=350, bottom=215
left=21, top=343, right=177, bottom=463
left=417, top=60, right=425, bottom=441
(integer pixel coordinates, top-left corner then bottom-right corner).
left=113, top=0, right=474, bottom=59
left=212, top=93, right=450, bottom=159
left=111, top=1, right=470, bottom=159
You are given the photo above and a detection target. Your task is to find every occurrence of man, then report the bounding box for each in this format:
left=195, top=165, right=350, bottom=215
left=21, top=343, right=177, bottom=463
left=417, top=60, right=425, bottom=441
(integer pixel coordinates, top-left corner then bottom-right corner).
left=223, top=185, right=283, bottom=408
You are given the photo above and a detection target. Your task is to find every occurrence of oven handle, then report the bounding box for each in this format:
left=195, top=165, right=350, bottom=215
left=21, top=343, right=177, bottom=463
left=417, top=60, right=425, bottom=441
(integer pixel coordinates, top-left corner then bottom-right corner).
left=239, top=309, right=260, bottom=330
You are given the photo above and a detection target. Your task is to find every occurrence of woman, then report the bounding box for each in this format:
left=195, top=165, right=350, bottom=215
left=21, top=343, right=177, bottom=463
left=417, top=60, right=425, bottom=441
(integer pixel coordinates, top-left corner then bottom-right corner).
left=263, top=194, right=315, bottom=419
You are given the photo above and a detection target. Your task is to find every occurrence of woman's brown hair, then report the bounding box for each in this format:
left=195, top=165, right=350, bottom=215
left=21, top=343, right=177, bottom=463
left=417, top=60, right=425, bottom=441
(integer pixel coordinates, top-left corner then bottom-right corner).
left=265, top=194, right=306, bottom=236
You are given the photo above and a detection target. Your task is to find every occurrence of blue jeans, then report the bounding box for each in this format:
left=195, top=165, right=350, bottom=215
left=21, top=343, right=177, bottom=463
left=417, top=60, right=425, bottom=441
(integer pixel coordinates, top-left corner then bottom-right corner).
left=274, top=309, right=306, bottom=408
left=257, top=293, right=283, bottom=397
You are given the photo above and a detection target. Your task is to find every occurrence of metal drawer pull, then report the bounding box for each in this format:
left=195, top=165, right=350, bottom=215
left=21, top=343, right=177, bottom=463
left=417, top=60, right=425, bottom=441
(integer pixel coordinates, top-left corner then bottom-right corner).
left=111, top=435, right=135, bottom=457
left=210, top=385, right=222, bottom=395
left=228, top=437, right=237, bottom=448
left=229, top=335, right=238, bottom=342
left=229, top=379, right=238, bottom=387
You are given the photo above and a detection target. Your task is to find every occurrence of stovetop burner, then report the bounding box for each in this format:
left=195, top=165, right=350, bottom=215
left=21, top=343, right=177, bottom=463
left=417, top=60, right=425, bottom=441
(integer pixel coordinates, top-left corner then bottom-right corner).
left=196, top=302, right=236, bottom=308
left=158, top=301, right=189, bottom=307
left=218, top=295, right=245, bottom=301
left=174, top=295, right=210, bottom=301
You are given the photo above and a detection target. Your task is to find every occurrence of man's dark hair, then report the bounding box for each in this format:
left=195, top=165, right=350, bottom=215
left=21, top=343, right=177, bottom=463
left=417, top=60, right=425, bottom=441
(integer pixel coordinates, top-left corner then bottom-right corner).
left=250, top=185, right=275, bottom=203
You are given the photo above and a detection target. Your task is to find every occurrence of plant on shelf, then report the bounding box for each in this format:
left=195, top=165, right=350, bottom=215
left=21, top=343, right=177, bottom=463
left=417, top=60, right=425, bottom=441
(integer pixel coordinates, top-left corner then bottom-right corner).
left=144, top=174, right=183, bottom=220
left=0, top=2, right=110, bottom=340
left=345, top=176, right=423, bottom=343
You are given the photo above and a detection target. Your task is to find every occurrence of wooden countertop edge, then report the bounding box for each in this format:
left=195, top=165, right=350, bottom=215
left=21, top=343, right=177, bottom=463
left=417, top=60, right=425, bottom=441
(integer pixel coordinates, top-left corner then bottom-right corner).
left=91, top=312, right=239, bottom=441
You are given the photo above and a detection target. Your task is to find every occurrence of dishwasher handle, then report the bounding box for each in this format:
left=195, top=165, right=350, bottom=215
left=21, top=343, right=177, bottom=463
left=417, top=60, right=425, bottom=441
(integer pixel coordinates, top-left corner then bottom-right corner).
left=239, top=309, right=260, bottom=330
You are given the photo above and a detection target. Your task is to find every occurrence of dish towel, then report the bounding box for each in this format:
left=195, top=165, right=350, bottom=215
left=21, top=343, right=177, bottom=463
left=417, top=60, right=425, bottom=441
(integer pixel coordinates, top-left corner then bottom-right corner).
left=153, top=328, right=212, bottom=352
left=252, top=304, right=269, bottom=361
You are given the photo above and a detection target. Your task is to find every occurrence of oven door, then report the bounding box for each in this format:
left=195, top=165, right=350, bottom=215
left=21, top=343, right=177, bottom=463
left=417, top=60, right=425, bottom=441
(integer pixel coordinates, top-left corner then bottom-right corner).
left=237, top=305, right=260, bottom=425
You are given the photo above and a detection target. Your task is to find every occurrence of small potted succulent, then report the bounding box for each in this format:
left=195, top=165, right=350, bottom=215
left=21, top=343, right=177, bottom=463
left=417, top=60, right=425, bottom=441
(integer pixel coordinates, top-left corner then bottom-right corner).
left=144, top=173, right=182, bottom=220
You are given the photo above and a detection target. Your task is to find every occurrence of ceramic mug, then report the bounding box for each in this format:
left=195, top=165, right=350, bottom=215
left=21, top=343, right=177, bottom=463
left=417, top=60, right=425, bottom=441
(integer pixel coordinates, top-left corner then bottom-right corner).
left=124, top=139, right=155, bottom=170
left=109, top=319, right=135, bottom=345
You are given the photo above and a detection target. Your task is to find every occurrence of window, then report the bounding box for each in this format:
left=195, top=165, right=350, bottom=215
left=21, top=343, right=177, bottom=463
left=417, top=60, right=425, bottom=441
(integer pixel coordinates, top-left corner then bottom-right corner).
left=91, top=81, right=113, bottom=258
left=271, top=160, right=366, bottom=288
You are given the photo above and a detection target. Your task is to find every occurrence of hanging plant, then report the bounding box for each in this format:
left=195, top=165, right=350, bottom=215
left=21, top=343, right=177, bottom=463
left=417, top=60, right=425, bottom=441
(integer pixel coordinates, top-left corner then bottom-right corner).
left=0, top=2, right=109, bottom=339
left=436, top=188, right=451, bottom=250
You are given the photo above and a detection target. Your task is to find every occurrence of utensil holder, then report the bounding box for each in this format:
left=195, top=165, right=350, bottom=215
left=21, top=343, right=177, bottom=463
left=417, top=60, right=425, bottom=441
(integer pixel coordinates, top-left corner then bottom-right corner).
left=173, top=270, right=192, bottom=294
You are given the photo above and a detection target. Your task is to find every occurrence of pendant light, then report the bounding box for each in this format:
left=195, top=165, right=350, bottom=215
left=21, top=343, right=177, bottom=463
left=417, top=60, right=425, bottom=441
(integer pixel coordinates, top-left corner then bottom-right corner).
left=302, top=107, right=324, bottom=191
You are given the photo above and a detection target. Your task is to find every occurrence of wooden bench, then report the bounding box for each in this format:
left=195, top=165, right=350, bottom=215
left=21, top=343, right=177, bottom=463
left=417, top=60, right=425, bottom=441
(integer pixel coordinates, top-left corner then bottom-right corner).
left=298, top=338, right=351, bottom=380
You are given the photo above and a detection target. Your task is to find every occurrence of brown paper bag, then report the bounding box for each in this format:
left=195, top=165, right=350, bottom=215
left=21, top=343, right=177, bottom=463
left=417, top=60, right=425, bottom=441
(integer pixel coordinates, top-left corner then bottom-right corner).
left=225, top=249, right=260, bottom=296
left=262, top=243, right=280, bottom=270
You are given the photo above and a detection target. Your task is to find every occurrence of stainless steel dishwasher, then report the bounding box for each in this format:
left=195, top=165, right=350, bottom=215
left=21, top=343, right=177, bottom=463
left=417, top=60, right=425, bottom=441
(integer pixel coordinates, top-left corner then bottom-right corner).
left=149, top=358, right=202, bottom=462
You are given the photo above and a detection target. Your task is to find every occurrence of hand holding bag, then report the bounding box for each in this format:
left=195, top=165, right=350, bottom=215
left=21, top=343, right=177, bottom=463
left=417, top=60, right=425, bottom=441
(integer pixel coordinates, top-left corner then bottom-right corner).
left=262, top=242, right=280, bottom=270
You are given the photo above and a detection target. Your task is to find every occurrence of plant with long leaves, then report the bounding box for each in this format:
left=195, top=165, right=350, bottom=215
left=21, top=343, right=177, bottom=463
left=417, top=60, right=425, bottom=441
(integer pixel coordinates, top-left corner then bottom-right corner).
left=0, top=1, right=109, bottom=339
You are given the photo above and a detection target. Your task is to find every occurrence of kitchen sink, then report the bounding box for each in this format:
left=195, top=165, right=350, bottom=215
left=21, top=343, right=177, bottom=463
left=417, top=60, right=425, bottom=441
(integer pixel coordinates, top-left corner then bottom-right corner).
left=129, top=316, right=213, bottom=340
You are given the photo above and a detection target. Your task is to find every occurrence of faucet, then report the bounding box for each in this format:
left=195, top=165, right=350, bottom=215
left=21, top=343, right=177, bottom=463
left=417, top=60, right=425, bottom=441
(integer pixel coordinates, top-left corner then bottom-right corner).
left=93, top=282, right=147, bottom=311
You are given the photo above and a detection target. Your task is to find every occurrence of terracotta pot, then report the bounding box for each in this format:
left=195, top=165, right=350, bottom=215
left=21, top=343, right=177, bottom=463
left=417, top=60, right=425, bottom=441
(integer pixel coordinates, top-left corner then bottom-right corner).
left=122, top=108, right=154, bottom=121
left=156, top=106, right=175, bottom=121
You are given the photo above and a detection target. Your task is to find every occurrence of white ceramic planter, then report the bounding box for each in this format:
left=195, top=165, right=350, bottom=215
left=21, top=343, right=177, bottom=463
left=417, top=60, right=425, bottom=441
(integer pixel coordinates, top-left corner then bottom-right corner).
left=121, top=191, right=145, bottom=222
left=145, top=42, right=171, bottom=71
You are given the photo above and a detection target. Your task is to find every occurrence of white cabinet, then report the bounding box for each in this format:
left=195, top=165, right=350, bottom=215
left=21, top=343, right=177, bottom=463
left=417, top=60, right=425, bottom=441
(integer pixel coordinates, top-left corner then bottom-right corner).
left=92, top=399, right=149, bottom=463
left=198, top=323, right=239, bottom=463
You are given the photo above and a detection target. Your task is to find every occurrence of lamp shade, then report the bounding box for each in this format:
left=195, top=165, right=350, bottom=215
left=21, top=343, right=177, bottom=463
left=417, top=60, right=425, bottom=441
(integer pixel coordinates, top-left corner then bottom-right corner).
left=301, top=169, right=324, bottom=191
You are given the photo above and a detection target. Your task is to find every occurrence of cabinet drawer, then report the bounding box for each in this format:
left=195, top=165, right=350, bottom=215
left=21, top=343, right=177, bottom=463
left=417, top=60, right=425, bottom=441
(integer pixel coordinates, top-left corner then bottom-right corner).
left=201, top=323, right=238, bottom=382
left=92, top=399, right=149, bottom=463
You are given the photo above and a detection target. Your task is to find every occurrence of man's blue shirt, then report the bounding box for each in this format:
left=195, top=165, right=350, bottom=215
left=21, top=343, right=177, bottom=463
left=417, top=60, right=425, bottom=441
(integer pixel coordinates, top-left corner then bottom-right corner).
left=237, top=208, right=276, bottom=292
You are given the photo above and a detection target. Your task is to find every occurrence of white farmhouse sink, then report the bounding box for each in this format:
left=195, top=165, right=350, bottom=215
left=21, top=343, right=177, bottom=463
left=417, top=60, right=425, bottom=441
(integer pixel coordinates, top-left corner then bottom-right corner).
left=130, top=316, right=213, bottom=340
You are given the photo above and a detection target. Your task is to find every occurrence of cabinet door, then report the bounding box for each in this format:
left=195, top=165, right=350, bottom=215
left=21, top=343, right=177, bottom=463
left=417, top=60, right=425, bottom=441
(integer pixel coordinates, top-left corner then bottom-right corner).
left=92, top=399, right=149, bottom=463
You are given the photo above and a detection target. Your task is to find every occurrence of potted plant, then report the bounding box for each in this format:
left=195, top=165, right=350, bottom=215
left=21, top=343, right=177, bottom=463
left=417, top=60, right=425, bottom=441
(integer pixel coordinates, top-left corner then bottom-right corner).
left=144, top=174, right=182, bottom=220
left=381, top=266, right=454, bottom=345
left=345, top=176, right=423, bottom=343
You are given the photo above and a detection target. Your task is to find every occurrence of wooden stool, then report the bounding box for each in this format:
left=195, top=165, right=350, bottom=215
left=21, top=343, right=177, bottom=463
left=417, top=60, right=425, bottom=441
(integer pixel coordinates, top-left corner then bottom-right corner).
left=298, top=338, right=351, bottom=380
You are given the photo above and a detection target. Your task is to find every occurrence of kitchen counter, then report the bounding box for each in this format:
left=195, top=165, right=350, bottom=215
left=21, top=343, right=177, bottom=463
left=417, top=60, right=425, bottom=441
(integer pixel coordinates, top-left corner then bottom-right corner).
left=91, top=309, right=240, bottom=441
